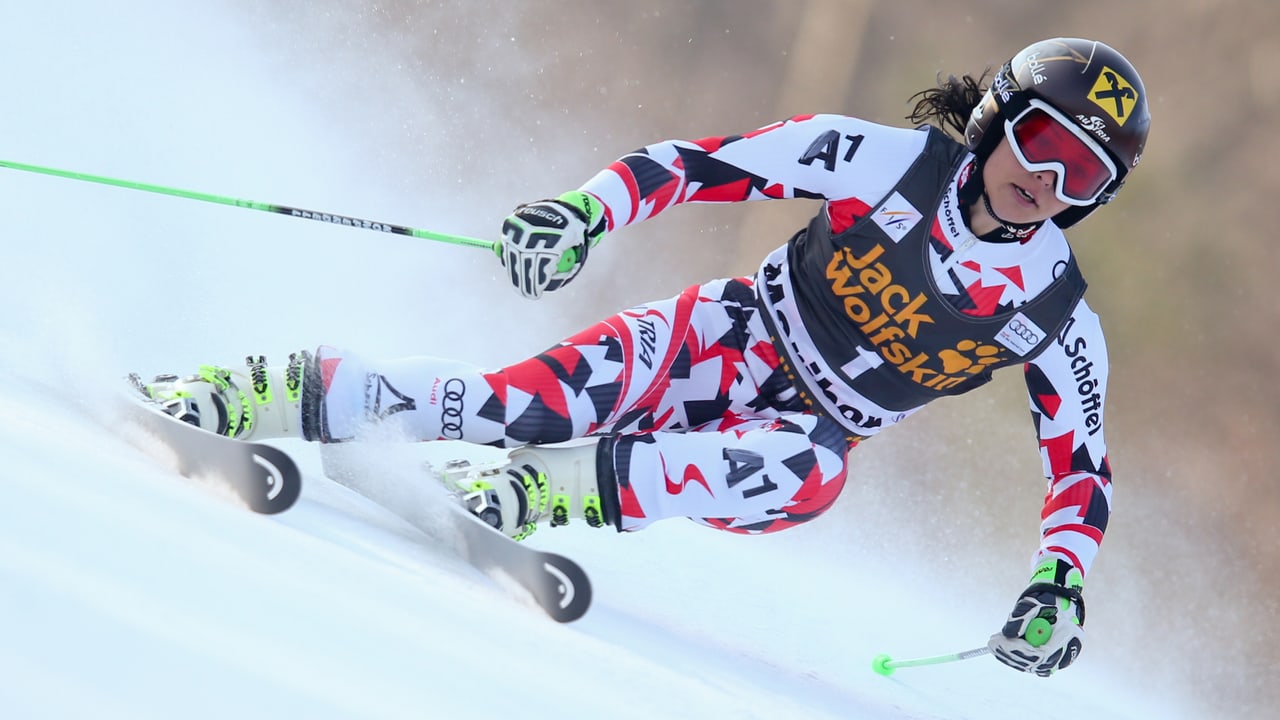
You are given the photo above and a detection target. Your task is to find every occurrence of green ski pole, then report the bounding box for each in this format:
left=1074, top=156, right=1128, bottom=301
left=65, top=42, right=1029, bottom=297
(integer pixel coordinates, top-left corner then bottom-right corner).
left=871, top=647, right=991, bottom=676
left=0, top=159, right=497, bottom=252
left=872, top=617, right=1051, bottom=676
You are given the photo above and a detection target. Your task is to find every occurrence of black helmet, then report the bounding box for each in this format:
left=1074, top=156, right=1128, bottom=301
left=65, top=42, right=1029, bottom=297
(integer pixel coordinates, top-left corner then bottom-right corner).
left=965, top=38, right=1150, bottom=228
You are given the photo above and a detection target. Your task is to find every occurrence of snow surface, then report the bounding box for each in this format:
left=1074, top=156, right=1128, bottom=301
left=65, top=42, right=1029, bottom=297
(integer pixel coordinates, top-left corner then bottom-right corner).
left=0, top=3, right=1206, bottom=719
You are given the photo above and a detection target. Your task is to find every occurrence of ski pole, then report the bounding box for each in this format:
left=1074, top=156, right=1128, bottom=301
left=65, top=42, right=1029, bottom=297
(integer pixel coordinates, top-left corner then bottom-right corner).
left=0, top=159, right=498, bottom=252
left=871, top=647, right=990, bottom=676
left=872, top=617, right=1051, bottom=676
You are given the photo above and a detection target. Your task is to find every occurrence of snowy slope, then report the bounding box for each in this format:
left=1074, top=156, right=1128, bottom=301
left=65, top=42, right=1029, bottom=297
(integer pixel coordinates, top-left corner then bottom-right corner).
left=0, top=3, right=1204, bottom=719
left=0, top=376, right=1184, bottom=720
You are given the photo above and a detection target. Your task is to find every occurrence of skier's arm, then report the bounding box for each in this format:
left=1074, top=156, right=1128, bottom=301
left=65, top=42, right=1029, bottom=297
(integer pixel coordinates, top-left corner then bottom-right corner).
left=497, top=114, right=924, bottom=297
left=1023, top=302, right=1113, bottom=581
left=989, top=301, right=1112, bottom=676
left=577, top=114, right=926, bottom=232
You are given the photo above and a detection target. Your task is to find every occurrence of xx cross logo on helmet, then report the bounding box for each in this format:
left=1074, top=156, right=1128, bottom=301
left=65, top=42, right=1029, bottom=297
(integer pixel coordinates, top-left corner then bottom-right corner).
left=1088, top=67, right=1138, bottom=126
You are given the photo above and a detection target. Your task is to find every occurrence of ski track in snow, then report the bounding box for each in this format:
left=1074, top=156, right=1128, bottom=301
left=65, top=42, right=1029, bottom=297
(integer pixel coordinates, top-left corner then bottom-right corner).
left=0, top=3, right=1205, bottom=719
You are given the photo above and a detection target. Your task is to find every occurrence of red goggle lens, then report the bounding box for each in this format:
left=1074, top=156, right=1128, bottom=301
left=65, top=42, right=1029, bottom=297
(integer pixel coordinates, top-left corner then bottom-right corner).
left=1009, top=107, right=1116, bottom=205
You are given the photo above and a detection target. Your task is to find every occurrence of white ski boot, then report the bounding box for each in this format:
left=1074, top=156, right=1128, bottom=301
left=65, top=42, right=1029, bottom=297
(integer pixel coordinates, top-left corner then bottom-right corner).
left=439, top=441, right=619, bottom=540
left=134, top=352, right=312, bottom=441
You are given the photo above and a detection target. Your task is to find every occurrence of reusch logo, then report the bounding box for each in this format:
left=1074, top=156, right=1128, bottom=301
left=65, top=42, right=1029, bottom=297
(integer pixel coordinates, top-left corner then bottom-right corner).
left=520, top=206, right=568, bottom=227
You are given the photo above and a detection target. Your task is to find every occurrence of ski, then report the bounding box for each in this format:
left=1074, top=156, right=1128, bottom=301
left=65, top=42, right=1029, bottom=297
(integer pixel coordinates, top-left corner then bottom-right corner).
left=430, top=458, right=593, bottom=623
left=120, top=380, right=302, bottom=514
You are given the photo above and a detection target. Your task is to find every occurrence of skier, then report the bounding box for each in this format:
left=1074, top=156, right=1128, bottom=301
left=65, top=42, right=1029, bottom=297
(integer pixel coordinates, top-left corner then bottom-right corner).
left=142, top=37, right=1148, bottom=677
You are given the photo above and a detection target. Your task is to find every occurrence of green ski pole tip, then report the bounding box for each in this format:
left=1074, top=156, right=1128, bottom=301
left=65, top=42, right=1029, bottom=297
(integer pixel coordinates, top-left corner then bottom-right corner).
left=871, top=653, right=894, bottom=676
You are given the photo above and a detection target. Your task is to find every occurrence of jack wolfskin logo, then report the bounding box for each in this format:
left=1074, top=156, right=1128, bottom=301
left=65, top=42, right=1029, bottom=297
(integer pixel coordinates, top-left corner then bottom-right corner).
left=936, top=339, right=1005, bottom=376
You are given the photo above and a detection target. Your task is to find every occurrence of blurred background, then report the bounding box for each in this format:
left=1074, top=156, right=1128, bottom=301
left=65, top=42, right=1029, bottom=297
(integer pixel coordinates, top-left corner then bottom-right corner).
left=4, top=0, right=1273, bottom=715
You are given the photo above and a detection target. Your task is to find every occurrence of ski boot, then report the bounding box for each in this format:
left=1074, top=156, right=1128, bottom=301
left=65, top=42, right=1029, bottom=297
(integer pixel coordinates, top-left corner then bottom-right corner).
left=436, top=441, right=621, bottom=540
left=131, top=351, right=315, bottom=441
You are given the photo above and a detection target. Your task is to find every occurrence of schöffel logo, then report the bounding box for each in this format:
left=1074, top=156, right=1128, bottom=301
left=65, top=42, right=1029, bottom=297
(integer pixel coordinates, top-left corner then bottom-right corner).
left=871, top=192, right=922, bottom=243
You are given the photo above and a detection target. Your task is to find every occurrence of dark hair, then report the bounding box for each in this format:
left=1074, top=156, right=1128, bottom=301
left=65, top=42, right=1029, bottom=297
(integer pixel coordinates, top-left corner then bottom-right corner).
left=905, top=72, right=989, bottom=139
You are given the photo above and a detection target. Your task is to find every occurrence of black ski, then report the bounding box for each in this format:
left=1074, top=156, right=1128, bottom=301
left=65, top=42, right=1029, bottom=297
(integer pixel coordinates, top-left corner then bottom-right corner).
left=320, top=446, right=593, bottom=623
left=444, top=499, right=592, bottom=623
left=120, top=391, right=302, bottom=514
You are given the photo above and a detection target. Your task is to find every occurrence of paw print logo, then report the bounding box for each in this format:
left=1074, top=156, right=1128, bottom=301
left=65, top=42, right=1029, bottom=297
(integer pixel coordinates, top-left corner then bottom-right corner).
left=938, top=339, right=1004, bottom=375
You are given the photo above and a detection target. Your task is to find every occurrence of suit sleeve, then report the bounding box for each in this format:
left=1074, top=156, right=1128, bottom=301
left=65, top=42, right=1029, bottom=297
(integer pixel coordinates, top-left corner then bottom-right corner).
left=576, top=114, right=927, bottom=233
left=1022, top=299, right=1113, bottom=580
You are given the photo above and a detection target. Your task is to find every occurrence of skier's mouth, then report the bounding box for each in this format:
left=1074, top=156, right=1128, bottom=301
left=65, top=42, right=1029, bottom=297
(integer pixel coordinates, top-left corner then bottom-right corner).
left=1014, top=184, right=1037, bottom=207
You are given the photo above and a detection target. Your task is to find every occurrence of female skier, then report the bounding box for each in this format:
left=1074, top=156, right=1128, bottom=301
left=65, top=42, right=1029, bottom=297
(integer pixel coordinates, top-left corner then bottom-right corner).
left=143, top=37, right=1149, bottom=677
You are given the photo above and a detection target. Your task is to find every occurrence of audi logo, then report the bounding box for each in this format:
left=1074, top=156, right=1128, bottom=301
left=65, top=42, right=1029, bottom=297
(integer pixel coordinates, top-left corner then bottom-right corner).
left=440, top=378, right=465, bottom=439
left=1007, top=319, right=1040, bottom=345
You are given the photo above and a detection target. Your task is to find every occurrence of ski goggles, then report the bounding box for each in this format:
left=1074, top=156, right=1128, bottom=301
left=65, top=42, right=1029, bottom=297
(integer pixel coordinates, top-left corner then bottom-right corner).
left=1005, top=99, right=1118, bottom=206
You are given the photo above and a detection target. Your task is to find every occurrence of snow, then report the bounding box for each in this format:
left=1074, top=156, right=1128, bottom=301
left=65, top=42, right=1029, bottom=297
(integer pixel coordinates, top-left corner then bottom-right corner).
left=0, top=386, right=1185, bottom=720
left=0, top=3, right=1205, bottom=719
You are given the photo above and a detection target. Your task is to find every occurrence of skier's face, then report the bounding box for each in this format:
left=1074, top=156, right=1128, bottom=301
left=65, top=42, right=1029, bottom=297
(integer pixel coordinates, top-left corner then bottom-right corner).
left=981, top=137, right=1071, bottom=225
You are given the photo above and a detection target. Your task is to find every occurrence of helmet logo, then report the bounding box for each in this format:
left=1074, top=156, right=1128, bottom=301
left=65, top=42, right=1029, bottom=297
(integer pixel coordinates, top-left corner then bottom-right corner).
left=1075, top=115, right=1112, bottom=142
left=1088, top=68, right=1139, bottom=126
left=1025, top=52, right=1048, bottom=84
left=993, top=67, right=1015, bottom=102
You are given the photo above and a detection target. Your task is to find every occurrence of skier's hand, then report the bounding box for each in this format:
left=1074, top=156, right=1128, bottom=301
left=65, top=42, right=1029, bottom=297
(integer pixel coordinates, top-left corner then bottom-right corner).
left=988, top=561, right=1085, bottom=677
left=499, top=190, right=606, bottom=299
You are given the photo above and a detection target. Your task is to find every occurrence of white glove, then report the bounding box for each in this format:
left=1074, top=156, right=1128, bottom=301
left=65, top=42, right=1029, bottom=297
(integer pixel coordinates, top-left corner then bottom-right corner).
left=500, top=190, right=606, bottom=299
left=989, top=563, right=1086, bottom=677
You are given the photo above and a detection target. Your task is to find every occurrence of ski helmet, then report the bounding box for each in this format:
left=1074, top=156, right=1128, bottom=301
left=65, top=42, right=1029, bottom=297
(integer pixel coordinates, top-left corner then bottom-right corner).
left=965, top=38, right=1150, bottom=228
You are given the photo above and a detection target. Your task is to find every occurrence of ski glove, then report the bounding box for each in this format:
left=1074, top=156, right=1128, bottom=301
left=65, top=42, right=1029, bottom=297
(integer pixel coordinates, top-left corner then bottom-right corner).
left=989, top=560, right=1086, bottom=677
left=500, top=190, right=607, bottom=299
